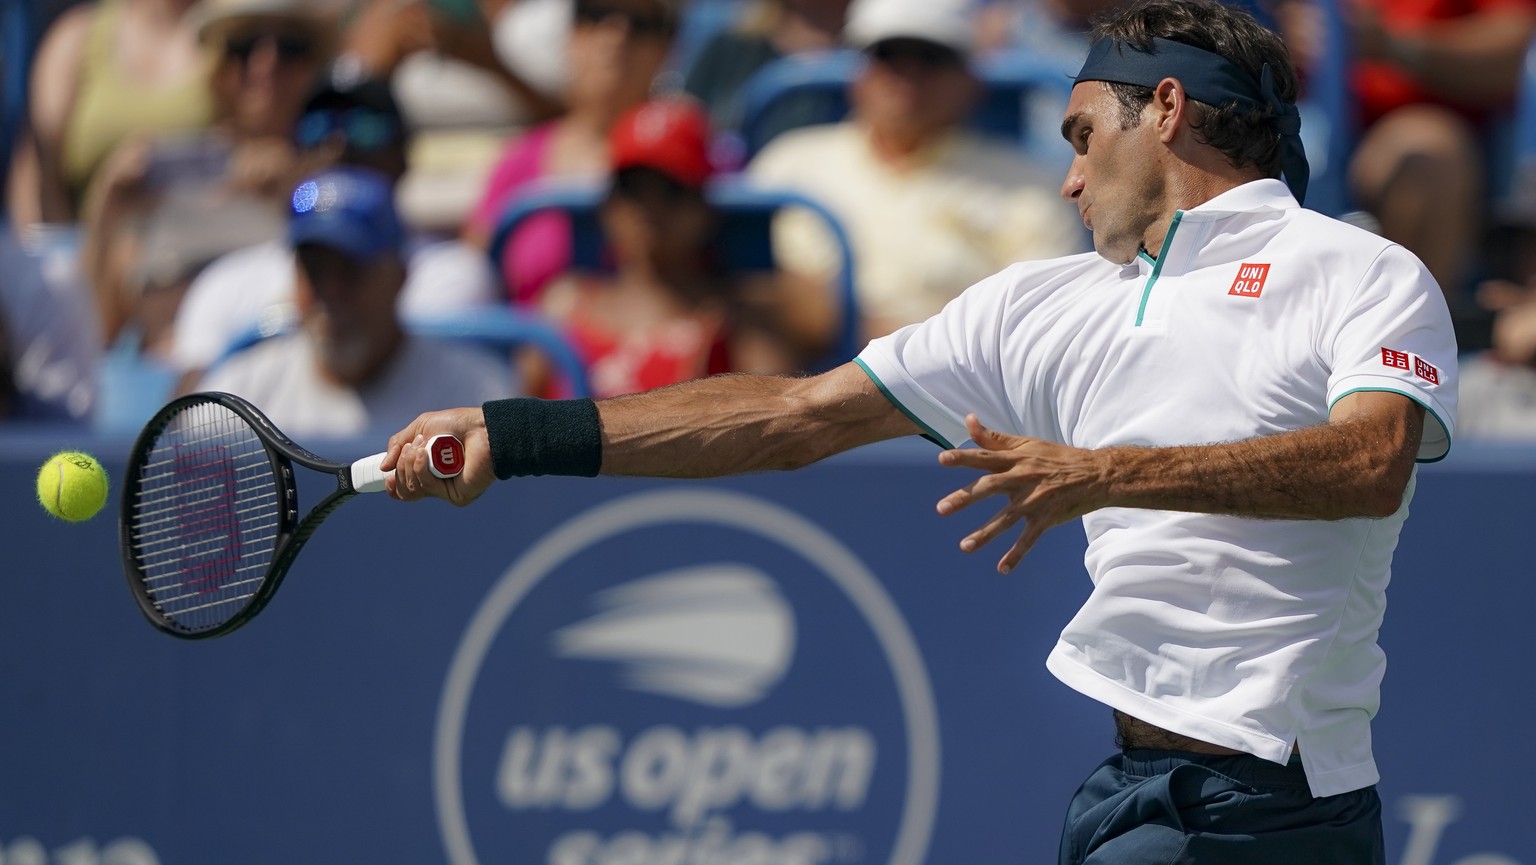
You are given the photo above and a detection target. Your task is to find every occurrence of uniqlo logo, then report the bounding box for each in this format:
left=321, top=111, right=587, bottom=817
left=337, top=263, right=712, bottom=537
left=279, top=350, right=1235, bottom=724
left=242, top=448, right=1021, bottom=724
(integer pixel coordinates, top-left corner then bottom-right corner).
left=1228, top=263, right=1270, bottom=297
left=1381, top=348, right=1410, bottom=370
left=1414, top=356, right=1440, bottom=385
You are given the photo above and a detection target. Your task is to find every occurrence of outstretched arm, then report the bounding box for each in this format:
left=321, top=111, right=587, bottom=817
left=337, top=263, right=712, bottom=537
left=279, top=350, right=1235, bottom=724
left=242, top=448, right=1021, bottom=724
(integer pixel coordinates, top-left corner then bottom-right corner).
left=936, top=390, right=1426, bottom=574
left=381, top=362, right=921, bottom=503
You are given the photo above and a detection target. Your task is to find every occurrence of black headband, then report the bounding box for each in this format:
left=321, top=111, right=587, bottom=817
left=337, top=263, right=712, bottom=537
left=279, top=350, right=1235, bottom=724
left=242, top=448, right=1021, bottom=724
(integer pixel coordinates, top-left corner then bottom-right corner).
left=1074, top=36, right=1308, bottom=205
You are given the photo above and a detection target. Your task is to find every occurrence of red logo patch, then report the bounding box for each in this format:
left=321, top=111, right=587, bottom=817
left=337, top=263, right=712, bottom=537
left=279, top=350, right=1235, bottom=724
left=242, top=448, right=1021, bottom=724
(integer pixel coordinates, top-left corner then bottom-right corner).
left=1228, top=262, right=1270, bottom=297
left=1381, top=348, right=1441, bottom=385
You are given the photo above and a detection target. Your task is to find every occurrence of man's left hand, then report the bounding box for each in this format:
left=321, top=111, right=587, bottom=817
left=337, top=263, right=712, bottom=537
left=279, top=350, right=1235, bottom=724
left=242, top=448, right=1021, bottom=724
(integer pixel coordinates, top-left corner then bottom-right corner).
left=936, top=415, right=1110, bottom=574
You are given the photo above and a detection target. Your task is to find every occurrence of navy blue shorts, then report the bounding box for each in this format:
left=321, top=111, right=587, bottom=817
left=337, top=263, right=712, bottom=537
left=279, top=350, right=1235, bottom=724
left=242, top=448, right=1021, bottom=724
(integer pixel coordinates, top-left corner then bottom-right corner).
left=1058, top=749, right=1385, bottom=865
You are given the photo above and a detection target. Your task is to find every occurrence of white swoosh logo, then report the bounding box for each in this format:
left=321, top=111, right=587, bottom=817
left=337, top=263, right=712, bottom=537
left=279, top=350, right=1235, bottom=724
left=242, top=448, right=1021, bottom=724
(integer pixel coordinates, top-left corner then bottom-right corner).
left=552, top=564, right=796, bottom=707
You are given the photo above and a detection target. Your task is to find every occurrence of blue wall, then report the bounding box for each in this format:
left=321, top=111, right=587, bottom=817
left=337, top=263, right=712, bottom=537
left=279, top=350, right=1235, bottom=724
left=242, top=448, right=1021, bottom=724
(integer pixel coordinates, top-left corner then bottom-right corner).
left=1, top=435, right=1531, bottom=865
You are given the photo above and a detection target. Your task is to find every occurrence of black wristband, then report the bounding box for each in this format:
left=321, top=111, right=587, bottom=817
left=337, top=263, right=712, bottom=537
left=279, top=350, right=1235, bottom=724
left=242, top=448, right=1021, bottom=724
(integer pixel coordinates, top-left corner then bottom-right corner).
left=481, top=398, right=603, bottom=479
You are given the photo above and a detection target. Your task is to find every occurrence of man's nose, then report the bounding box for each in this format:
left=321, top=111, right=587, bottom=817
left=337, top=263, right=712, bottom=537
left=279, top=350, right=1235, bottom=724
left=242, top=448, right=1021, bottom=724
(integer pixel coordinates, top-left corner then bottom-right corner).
left=1060, top=156, right=1085, bottom=202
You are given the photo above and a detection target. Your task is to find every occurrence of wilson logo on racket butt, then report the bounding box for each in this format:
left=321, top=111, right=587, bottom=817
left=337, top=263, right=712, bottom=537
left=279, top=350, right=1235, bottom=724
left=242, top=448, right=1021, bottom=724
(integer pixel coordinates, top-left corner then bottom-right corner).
left=428, top=434, right=466, bottom=479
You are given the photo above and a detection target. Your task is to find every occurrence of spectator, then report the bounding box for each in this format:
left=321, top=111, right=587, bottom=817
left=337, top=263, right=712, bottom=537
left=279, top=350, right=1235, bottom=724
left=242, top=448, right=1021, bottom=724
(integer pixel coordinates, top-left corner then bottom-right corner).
left=340, top=0, right=562, bottom=124
left=462, top=0, right=679, bottom=305
left=78, top=0, right=340, bottom=354
left=198, top=166, right=516, bottom=437
left=5, top=0, right=214, bottom=229
left=527, top=98, right=836, bottom=397
left=747, top=0, right=1084, bottom=340
left=0, top=223, right=100, bottom=423
left=682, top=0, right=852, bottom=133
left=1455, top=189, right=1536, bottom=440
left=974, top=0, right=1132, bottom=61
left=1274, top=0, right=1536, bottom=303
left=168, top=73, right=499, bottom=391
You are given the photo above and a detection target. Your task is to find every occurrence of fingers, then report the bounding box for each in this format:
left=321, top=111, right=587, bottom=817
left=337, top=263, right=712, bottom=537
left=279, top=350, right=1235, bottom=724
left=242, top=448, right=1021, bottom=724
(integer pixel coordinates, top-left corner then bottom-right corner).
left=386, top=435, right=428, bottom=501
left=958, top=499, right=1026, bottom=555
left=964, top=412, right=1010, bottom=447
left=954, top=502, right=1054, bottom=574
left=381, top=413, right=429, bottom=472
left=936, top=413, right=1068, bottom=572
left=386, top=407, right=495, bottom=507
left=936, top=469, right=1019, bottom=515
left=996, top=522, right=1048, bottom=575
left=391, top=436, right=469, bottom=503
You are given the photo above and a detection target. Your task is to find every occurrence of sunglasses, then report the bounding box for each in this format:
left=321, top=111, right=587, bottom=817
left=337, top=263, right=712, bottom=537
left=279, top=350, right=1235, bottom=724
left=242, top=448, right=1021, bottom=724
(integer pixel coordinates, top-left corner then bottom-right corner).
left=573, top=3, right=675, bottom=38
left=870, top=39, right=964, bottom=71
left=224, top=31, right=317, bottom=64
left=295, top=108, right=401, bottom=152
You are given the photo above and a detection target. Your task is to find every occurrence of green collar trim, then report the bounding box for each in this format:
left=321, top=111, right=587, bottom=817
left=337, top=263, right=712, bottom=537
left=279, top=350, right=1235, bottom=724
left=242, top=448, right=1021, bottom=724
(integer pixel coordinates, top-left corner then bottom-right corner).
left=1136, top=211, right=1184, bottom=326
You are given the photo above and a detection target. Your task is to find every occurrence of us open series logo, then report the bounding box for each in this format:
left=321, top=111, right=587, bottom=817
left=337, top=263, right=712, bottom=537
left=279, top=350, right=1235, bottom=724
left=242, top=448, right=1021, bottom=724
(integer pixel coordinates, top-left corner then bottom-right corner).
left=434, top=490, right=941, bottom=865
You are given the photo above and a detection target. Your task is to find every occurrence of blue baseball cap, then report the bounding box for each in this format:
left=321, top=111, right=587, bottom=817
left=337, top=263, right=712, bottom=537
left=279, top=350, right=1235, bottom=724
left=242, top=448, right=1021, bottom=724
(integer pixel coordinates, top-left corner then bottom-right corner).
left=287, top=166, right=403, bottom=262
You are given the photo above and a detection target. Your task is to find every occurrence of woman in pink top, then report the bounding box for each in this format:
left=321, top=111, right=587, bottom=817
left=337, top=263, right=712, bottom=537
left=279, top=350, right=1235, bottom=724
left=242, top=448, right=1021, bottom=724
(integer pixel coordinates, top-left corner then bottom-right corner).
left=463, top=0, right=679, bottom=304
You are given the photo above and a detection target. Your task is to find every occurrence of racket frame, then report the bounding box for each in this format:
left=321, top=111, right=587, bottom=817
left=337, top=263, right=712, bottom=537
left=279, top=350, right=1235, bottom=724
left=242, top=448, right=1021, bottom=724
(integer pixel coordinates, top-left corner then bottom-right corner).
left=120, top=392, right=370, bottom=640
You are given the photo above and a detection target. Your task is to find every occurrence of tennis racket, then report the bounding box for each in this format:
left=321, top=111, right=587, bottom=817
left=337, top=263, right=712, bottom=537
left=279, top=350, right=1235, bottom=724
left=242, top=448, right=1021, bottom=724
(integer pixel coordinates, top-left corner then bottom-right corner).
left=119, top=391, right=465, bottom=640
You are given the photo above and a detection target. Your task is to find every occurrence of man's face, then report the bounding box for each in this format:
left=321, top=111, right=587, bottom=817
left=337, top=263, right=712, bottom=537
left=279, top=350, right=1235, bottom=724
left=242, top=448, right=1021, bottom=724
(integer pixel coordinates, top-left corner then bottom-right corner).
left=566, top=0, right=674, bottom=110
left=213, top=23, right=329, bottom=139
left=1059, top=81, right=1168, bottom=264
left=294, top=244, right=403, bottom=386
left=852, top=38, right=977, bottom=145
left=601, top=168, right=715, bottom=266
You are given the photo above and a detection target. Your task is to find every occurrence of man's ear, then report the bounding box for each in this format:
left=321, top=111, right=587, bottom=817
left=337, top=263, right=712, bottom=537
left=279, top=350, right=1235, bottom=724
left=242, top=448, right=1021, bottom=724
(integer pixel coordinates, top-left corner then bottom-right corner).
left=1151, top=77, right=1187, bottom=143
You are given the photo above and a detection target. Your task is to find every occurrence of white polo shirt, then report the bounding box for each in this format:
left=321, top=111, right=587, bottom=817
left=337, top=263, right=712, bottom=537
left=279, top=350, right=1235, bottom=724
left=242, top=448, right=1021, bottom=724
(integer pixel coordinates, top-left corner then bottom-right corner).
left=855, top=179, right=1457, bottom=798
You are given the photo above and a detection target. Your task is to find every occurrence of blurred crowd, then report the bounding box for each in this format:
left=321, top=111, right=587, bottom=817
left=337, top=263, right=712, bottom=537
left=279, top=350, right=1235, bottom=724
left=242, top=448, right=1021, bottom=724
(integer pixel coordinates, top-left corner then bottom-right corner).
left=3, top=0, right=1536, bottom=441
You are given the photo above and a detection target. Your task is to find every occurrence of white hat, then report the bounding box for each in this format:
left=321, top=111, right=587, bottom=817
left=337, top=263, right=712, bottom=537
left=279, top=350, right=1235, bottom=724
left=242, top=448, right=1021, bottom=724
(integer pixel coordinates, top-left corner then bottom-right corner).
left=843, top=0, right=975, bottom=57
left=189, top=0, right=338, bottom=44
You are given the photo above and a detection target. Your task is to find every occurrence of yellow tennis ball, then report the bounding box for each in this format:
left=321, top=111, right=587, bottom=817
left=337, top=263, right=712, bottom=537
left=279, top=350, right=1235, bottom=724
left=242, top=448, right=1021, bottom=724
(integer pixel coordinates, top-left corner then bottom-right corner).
left=36, top=451, right=110, bottom=522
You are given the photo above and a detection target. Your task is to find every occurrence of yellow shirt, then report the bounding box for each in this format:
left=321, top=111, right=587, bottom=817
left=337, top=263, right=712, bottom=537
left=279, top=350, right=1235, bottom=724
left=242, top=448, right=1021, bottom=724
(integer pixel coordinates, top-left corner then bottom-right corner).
left=746, top=122, right=1086, bottom=331
left=61, top=0, right=215, bottom=202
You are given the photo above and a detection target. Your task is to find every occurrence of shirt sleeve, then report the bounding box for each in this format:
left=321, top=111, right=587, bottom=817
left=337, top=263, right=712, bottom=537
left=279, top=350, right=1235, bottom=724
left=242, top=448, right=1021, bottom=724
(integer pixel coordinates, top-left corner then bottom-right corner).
left=854, top=267, right=1024, bottom=449
left=1325, top=244, right=1458, bottom=461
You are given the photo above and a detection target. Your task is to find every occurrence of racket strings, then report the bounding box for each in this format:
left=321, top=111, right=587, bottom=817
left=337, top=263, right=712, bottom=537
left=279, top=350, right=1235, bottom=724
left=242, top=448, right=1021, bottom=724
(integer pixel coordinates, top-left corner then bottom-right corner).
left=128, top=402, right=283, bottom=632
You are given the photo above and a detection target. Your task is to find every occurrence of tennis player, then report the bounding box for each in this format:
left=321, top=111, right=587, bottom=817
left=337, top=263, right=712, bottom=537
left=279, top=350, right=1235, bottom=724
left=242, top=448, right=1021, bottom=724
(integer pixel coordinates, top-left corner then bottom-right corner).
left=384, top=1, right=1457, bottom=861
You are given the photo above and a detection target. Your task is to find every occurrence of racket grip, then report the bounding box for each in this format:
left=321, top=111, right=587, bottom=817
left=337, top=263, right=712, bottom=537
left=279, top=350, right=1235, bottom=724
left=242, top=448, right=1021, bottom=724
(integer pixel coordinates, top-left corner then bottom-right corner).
left=350, top=434, right=465, bottom=494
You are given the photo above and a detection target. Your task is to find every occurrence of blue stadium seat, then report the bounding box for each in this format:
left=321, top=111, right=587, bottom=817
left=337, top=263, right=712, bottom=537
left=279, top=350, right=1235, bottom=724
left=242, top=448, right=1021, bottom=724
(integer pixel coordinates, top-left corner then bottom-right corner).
left=2, top=0, right=33, bottom=190
left=669, top=0, right=750, bottom=78
left=407, top=306, right=593, bottom=398
left=1508, top=31, right=1536, bottom=194
left=487, top=178, right=862, bottom=369
left=1296, top=0, right=1355, bottom=217
left=734, top=48, right=1077, bottom=168
left=95, top=332, right=178, bottom=436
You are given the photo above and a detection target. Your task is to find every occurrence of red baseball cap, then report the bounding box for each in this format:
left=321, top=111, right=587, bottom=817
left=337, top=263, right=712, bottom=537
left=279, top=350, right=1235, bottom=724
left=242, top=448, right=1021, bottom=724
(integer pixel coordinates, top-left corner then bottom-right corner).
left=609, top=98, right=714, bottom=190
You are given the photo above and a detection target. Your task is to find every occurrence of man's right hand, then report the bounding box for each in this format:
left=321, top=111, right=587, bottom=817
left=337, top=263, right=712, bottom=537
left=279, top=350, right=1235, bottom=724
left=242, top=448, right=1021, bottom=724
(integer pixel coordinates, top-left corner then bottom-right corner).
left=383, top=407, right=496, bottom=506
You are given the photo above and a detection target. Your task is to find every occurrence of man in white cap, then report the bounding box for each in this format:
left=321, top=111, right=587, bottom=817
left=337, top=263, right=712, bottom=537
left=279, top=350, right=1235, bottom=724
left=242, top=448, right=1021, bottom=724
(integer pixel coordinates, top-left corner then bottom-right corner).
left=747, top=0, right=1083, bottom=340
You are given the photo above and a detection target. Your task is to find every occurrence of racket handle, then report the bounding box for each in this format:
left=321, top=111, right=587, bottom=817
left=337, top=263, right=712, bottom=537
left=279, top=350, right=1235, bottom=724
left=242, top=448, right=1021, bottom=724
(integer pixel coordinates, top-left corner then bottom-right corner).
left=350, top=434, right=465, bottom=494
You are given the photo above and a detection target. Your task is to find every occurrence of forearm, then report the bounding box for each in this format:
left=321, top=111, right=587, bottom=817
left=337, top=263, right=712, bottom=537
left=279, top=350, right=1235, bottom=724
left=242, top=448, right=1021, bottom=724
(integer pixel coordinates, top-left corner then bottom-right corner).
left=1100, top=407, right=1423, bottom=520
left=598, top=369, right=913, bottom=477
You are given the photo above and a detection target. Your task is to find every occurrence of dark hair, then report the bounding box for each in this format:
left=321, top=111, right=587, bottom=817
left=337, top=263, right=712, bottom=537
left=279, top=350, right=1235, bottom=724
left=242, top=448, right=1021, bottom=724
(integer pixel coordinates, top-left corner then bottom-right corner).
left=1089, top=0, right=1299, bottom=178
